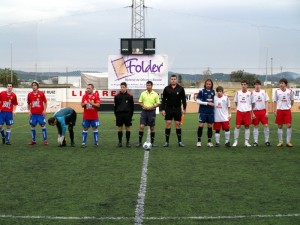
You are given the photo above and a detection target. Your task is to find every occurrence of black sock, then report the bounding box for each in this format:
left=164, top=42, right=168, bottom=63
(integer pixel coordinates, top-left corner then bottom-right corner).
left=139, top=131, right=144, bottom=143
left=118, top=131, right=123, bottom=142
left=151, top=132, right=155, bottom=144
left=126, top=131, right=130, bottom=143
left=197, top=127, right=203, bottom=142
left=207, top=127, right=212, bottom=142
left=69, top=130, right=74, bottom=143
left=165, top=128, right=171, bottom=142
left=176, top=128, right=182, bottom=142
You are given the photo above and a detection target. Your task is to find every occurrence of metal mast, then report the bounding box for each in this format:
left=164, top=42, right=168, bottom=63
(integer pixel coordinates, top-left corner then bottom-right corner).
left=131, top=0, right=145, bottom=38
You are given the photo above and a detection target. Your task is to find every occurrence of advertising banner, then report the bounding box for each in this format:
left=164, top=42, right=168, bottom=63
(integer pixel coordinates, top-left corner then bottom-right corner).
left=108, top=54, right=168, bottom=89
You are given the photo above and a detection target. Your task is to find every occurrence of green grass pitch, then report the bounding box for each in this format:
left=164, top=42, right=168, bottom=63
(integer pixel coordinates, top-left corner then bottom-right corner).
left=0, top=112, right=299, bottom=225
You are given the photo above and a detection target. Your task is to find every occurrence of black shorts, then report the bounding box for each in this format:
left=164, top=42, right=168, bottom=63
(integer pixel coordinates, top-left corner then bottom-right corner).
left=65, top=110, right=77, bottom=126
left=116, top=112, right=132, bottom=127
left=165, top=108, right=182, bottom=121
left=140, top=110, right=156, bottom=126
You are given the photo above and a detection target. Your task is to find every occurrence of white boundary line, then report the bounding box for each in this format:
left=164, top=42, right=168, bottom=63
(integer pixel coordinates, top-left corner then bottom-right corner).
left=134, top=150, right=150, bottom=225
left=0, top=213, right=299, bottom=221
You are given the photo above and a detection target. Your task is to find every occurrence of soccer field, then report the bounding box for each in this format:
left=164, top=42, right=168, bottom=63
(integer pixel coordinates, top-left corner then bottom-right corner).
left=0, top=113, right=299, bottom=225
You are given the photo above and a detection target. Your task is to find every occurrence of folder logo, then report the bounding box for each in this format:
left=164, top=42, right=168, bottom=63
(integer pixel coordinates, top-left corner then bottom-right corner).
left=111, top=57, right=129, bottom=80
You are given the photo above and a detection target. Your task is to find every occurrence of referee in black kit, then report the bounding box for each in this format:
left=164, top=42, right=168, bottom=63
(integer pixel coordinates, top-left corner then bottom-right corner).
left=114, top=82, right=134, bottom=147
left=161, top=74, right=187, bottom=147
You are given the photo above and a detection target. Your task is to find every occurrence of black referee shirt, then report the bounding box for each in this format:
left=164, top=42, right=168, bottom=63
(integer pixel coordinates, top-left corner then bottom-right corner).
left=161, top=84, right=187, bottom=111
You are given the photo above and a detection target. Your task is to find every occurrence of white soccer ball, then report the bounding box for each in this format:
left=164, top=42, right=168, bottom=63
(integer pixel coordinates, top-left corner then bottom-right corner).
left=143, top=141, right=152, bottom=150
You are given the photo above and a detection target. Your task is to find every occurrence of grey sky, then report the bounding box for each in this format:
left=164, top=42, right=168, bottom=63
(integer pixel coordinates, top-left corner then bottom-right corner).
left=0, top=0, right=299, bottom=74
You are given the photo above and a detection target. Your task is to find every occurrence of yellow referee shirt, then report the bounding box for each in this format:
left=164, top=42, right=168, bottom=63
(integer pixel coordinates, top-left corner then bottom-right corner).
left=138, top=90, right=160, bottom=108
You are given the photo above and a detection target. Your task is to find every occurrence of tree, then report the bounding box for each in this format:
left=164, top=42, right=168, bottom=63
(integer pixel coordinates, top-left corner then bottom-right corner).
left=229, top=70, right=256, bottom=86
left=178, top=74, right=183, bottom=84
left=0, top=68, right=19, bottom=87
left=230, top=70, right=244, bottom=82
left=202, top=68, right=213, bottom=81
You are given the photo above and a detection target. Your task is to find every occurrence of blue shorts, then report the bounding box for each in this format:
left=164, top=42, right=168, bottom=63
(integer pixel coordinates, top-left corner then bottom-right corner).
left=0, top=111, right=14, bottom=126
left=30, top=114, right=46, bottom=126
left=199, top=113, right=214, bottom=124
left=140, top=110, right=156, bottom=126
left=82, top=119, right=100, bottom=128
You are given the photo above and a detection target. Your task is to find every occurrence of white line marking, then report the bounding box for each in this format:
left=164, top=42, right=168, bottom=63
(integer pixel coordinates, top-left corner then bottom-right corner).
left=0, top=215, right=131, bottom=220
left=145, top=213, right=300, bottom=220
left=0, top=213, right=299, bottom=221
left=134, top=150, right=150, bottom=225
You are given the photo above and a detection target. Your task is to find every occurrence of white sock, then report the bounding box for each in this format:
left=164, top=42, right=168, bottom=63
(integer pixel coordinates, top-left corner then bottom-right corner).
left=215, top=133, right=220, bottom=144
left=287, top=128, right=292, bottom=142
left=253, top=127, right=259, bottom=143
left=264, top=127, right=269, bottom=142
left=225, top=131, right=230, bottom=143
left=234, top=128, right=240, bottom=141
left=245, top=128, right=250, bottom=142
left=278, top=128, right=283, bottom=142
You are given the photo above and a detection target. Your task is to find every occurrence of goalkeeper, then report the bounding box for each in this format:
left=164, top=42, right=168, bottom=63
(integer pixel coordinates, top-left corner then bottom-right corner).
left=48, top=107, right=77, bottom=147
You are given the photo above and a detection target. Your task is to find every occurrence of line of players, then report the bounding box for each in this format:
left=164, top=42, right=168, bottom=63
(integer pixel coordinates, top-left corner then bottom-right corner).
left=115, top=75, right=294, bottom=148
left=0, top=82, right=100, bottom=147
left=0, top=77, right=294, bottom=148
left=196, top=78, right=294, bottom=148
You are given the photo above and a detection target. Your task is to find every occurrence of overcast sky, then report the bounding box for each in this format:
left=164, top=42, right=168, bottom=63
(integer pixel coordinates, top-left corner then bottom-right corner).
left=0, top=0, right=299, bottom=74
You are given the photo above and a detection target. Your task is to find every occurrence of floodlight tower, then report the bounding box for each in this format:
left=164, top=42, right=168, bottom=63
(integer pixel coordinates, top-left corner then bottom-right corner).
left=131, top=0, right=145, bottom=38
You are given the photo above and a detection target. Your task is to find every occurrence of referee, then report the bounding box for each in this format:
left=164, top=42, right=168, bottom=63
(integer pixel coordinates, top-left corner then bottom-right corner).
left=136, top=81, right=160, bottom=147
left=114, top=82, right=134, bottom=148
left=161, top=74, right=187, bottom=147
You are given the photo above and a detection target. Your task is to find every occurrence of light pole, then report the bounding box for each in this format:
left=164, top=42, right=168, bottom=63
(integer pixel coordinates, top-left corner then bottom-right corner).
left=10, top=43, right=13, bottom=83
left=270, top=57, right=273, bottom=85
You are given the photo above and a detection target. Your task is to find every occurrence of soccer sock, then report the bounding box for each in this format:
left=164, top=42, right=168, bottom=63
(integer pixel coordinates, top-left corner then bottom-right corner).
left=151, top=132, right=155, bottom=144
left=253, top=127, right=259, bottom=143
left=234, top=128, right=240, bottom=141
left=287, top=128, right=292, bottom=142
left=93, top=129, right=99, bottom=144
left=278, top=128, right=283, bottom=142
left=139, top=131, right=144, bottom=143
left=165, top=128, right=171, bottom=142
left=207, top=127, right=212, bottom=142
left=69, top=129, right=74, bottom=143
left=215, top=132, right=220, bottom=144
left=264, top=127, right=269, bottom=142
left=126, top=131, right=130, bottom=143
left=118, top=131, right=123, bottom=143
left=42, top=127, right=47, bottom=141
left=0, top=128, right=4, bottom=138
left=245, top=128, right=250, bottom=142
left=82, top=130, right=88, bottom=144
left=31, top=128, right=36, bottom=142
left=197, top=127, right=203, bottom=142
left=176, top=128, right=182, bottom=142
left=5, top=129, right=11, bottom=142
left=225, top=130, right=230, bottom=143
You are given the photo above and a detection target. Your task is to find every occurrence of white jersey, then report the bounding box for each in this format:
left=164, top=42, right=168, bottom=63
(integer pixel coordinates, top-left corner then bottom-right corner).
left=273, top=88, right=294, bottom=110
left=252, top=90, right=270, bottom=110
left=214, top=95, right=230, bottom=122
left=234, top=90, right=252, bottom=112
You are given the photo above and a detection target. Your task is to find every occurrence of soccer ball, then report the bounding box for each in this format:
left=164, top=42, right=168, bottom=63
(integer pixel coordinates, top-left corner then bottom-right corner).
left=143, top=141, right=152, bottom=150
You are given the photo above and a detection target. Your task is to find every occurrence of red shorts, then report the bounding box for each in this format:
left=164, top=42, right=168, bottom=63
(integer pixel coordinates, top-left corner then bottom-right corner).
left=252, top=109, right=268, bottom=125
left=236, top=111, right=252, bottom=126
left=213, top=121, right=230, bottom=130
left=275, top=109, right=292, bottom=124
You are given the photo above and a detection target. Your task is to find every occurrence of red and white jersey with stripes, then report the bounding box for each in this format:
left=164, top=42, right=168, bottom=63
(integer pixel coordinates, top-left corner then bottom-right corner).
left=273, top=88, right=294, bottom=110
left=234, top=90, right=252, bottom=112
left=214, top=95, right=231, bottom=122
left=252, top=90, right=270, bottom=110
